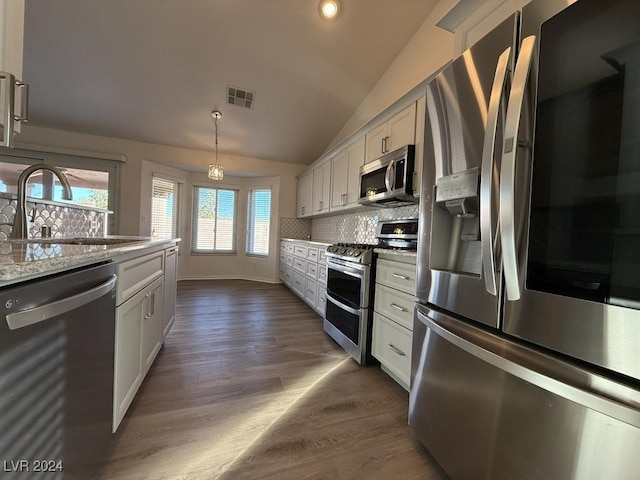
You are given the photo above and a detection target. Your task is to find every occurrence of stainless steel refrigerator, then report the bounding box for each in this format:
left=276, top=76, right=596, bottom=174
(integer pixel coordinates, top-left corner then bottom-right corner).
left=410, top=0, right=640, bottom=478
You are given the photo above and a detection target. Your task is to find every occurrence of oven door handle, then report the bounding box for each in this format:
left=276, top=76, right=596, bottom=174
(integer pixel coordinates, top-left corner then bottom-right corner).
left=326, top=293, right=362, bottom=316
left=327, top=261, right=366, bottom=278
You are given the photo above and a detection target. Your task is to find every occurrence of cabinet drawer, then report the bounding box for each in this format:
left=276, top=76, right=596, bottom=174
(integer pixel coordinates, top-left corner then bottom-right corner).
left=306, top=278, right=317, bottom=306
left=116, top=251, right=164, bottom=305
left=307, top=247, right=319, bottom=262
left=374, top=283, right=414, bottom=330
left=280, top=252, right=287, bottom=264
left=307, top=262, right=318, bottom=278
left=372, top=312, right=412, bottom=390
left=293, top=245, right=307, bottom=258
left=292, top=270, right=305, bottom=295
left=317, top=286, right=326, bottom=316
left=293, top=257, right=307, bottom=273
left=376, top=258, right=416, bottom=295
left=285, top=254, right=293, bottom=266
left=317, top=265, right=327, bottom=286
left=285, top=243, right=294, bottom=254
left=319, top=249, right=327, bottom=264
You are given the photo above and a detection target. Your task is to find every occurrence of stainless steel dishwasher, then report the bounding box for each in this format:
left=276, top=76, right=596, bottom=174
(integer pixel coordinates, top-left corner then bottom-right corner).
left=0, top=262, right=117, bottom=479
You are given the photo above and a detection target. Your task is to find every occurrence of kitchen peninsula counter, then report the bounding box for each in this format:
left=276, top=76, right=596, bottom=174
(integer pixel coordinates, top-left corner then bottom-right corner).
left=0, top=236, right=180, bottom=287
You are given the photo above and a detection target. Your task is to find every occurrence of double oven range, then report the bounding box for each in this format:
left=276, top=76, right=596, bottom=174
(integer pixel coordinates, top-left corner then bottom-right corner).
left=323, top=219, right=418, bottom=364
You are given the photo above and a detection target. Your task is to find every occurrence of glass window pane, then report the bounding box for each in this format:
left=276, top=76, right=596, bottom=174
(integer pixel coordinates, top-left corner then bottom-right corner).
left=192, top=186, right=236, bottom=253
left=54, top=167, right=110, bottom=209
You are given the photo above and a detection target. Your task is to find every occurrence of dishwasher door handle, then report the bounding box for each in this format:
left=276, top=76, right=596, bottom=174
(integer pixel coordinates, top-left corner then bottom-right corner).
left=6, top=274, right=117, bottom=330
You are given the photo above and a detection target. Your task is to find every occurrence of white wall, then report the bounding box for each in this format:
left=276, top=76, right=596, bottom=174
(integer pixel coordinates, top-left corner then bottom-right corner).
left=326, top=0, right=457, bottom=150
left=17, top=124, right=304, bottom=282
left=180, top=174, right=280, bottom=283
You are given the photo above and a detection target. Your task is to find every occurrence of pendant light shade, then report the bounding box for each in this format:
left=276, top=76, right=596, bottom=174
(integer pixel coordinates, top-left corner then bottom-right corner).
left=208, top=110, right=223, bottom=180
left=208, top=163, right=223, bottom=181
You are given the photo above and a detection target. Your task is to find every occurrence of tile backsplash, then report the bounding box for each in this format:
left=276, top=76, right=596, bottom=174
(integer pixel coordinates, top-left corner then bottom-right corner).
left=0, top=194, right=108, bottom=241
left=280, top=204, right=419, bottom=244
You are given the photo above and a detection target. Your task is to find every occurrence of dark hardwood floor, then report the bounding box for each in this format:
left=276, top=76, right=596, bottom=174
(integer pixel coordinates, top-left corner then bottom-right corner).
left=97, top=280, right=448, bottom=480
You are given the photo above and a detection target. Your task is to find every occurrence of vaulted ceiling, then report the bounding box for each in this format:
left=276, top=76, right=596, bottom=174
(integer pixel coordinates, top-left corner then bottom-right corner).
left=23, top=0, right=439, bottom=167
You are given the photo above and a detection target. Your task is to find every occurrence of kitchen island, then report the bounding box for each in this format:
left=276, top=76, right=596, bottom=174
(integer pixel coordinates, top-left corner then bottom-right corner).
left=0, top=236, right=179, bottom=287
left=0, top=236, right=180, bottom=478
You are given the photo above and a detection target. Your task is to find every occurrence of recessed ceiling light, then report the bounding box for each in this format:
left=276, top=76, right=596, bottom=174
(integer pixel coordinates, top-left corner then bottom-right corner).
left=319, top=0, right=341, bottom=20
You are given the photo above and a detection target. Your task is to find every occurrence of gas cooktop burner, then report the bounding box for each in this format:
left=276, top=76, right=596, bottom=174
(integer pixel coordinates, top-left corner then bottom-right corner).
left=326, top=243, right=377, bottom=264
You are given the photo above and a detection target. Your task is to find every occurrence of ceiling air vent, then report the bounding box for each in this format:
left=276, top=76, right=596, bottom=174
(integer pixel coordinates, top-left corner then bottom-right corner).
left=227, top=86, right=255, bottom=109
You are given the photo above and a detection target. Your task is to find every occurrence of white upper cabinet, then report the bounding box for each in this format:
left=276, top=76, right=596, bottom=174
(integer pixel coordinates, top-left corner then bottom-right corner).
left=330, top=135, right=365, bottom=211
left=312, top=161, right=331, bottom=215
left=0, top=0, right=26, bottom=145
left=365, top=102, right=417, bottom=163
left=297, top=171, right=313, bottom=218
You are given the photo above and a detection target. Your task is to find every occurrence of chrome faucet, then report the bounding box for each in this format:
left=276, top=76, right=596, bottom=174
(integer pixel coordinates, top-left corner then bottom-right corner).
left=9, top=165, right=73, bottom=239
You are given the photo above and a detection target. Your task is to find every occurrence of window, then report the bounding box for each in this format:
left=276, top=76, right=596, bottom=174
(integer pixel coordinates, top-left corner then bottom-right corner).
left=151, top=176, right=180, bottom=240
left=0, top=152, right=120, bottom=232
left=247, top=188, right=271, bottom=256
left=192, top=186, right=237, bottom=253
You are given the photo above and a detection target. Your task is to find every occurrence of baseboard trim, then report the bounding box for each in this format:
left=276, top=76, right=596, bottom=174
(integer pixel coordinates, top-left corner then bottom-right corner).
left=177, top=275, right=280, bottom=285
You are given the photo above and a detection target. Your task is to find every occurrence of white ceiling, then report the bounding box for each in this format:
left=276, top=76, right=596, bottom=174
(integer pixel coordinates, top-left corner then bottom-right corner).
left=22, top=0, right=439, bottom=168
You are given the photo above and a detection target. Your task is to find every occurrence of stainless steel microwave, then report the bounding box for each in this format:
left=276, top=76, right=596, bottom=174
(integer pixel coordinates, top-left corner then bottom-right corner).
left=358, top=144, right=417, bottom=207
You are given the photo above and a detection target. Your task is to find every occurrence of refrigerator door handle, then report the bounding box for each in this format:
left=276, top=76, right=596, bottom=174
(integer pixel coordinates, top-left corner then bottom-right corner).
left=500, top=35, right=536, bottom=301
left=480, top=46, right=511, bottom=296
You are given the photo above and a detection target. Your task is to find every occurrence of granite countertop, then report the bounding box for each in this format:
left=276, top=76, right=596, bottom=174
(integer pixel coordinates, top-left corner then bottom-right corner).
left=281, top=238, right=332, bottom=247
left=0, top=236, right=181, bottom=287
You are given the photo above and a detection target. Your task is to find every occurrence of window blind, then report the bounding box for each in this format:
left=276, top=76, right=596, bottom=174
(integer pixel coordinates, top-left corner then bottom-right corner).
left=247, top=188, right=271, bottom=256
left=151, top=176, right=180, bottom=240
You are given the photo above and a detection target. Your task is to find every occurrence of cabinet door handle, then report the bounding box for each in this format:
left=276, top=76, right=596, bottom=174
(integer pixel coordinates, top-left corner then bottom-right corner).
left=381, top=136, right=387, bottom=154
left=341, top=193, right=347, bottom=206
left=392, top=273, right=410, bottom=280
left=390, top=303, right=408, bottom=312
left=149, top=292, right=155, bottom=316
left=0, top=71, right=15, bottom=147
left=14, top=80, right=29, bottom=122
left=388, top=344, right=406, bottom=357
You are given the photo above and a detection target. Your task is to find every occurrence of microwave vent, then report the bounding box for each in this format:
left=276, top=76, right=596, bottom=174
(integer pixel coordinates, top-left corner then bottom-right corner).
left=227, top=86, right=255, bottom=109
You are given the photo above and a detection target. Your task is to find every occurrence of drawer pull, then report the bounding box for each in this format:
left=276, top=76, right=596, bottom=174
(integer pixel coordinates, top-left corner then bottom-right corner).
left=388, top=344, right=406, bottom=357
left=390, top=303, right=408, bottom=312
left=392, top=273, right=410, bottom=280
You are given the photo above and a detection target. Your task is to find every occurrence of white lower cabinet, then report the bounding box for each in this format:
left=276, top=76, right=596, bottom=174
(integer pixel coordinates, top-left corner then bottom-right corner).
left=113, top=243, right=178, bottom=432
left=292, top=270, right=306, bottom=296
left=372, top=253, right=417, bottom=391
left=280, top=239, right=329, bottom=317
left=113, top=286, right=145, bottom=430
left=141, top=276, right=164, bottom=373
left=372, top=312, right=412, bottom=388
left=114, top=273, right=164, bottom=431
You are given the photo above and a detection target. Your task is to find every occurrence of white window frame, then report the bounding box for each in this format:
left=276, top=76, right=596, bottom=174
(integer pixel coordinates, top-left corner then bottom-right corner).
left=191, top=185, right=238, bottom=254
left=246, top=187, right=272, bottom=257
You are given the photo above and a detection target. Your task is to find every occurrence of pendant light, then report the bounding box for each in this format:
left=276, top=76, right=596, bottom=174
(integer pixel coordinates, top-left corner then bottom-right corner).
left=208, top=110, right=224, bottom=180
